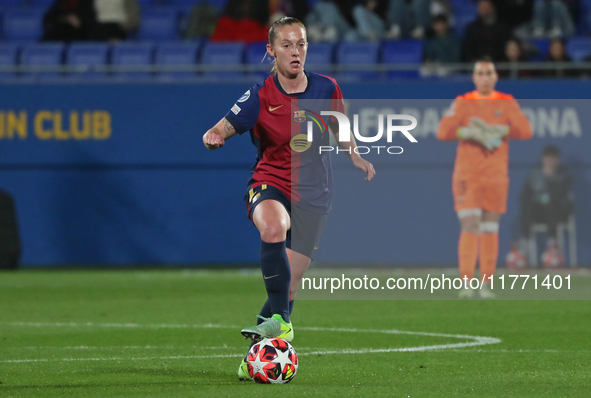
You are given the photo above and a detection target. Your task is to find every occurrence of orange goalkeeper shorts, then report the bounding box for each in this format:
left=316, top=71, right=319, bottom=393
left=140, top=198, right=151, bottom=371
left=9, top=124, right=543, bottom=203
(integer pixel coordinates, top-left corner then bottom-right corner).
left=452, top=178, right=509, bottom=214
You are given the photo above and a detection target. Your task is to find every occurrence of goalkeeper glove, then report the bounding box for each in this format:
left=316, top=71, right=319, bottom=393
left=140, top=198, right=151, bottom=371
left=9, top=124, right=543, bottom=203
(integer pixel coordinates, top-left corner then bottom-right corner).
left=457, top=118, right=509, bottom=151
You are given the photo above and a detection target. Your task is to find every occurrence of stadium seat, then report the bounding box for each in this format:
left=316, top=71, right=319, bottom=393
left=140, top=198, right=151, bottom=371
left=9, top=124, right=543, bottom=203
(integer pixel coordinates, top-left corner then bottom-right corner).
left=111, top=42, right=154, bottom=79
left=135, top=0, right=160, bottom=5
left=566, top=37, right=591, bottom=61
left=335, top=41, right=380, bottom=80
left=0, top=43, right=19, bottom=78
left=20, top=43, right=65, bottom=79
left=3, top=8, right=44, bottom=41
left=0, top=0, right=23, bottom=8
left=201, top=41, right=245, bottom=78
left=155, top=41, right=200, bottom=79
left=527, top=38, right=550, bottom=62
left=28, top=0, right=55, bottom=6
left=382, top=40, right=424, bottom=78
left=136, top=8, right=180, bottom=41
left=66, top=43, right=110, bottom=79
left=245, top=41, right=273, bottom=78
left=452, top=5, right=477, bottom=38
left=306, top=42, right=334, bottom=75
left=163, top=0, right=227, bottom=12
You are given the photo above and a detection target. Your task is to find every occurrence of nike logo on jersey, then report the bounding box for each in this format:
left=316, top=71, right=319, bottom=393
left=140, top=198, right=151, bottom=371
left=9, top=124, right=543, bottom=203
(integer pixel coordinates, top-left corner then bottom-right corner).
left=264, top=274, right=280, bottom=279
left=269, top=105, right=283, bottom=112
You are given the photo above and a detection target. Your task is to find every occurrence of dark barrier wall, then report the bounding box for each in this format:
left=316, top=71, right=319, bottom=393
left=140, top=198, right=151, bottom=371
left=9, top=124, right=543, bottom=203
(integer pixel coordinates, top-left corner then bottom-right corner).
left=0, top=79, right=589, bottom=266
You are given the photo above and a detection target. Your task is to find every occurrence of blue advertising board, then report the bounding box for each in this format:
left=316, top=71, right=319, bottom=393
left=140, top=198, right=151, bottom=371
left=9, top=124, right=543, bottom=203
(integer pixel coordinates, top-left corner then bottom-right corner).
left=0, top=79, right=589, bottom=266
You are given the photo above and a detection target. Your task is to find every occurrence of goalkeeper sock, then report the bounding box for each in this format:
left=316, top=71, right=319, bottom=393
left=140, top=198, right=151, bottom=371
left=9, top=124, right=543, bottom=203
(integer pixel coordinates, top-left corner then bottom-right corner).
left=459, top=231, right=479, bottom=281
left=479, top=233, right=499, bottom=282
left=260, top=240, right=291, bottom=323
left=289, top=300, right=294, bottom=316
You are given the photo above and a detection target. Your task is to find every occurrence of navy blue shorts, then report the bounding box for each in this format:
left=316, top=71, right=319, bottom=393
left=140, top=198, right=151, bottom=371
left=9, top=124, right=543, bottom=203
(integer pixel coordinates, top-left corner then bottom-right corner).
left=245, top=183, right=327, bottom=260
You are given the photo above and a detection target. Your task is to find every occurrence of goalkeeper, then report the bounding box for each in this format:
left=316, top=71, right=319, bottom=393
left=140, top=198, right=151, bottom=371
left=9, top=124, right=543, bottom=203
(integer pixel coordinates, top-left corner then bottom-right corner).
left=437, top=57, right=532, bottom=299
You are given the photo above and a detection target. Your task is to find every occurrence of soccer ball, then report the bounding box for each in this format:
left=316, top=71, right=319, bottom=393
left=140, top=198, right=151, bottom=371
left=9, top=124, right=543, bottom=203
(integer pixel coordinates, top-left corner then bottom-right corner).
left=246, top=338, right=298, bottom=384
left=505, top=249, right=528, bottom=271
left=542, top=247, right=564, bottom=269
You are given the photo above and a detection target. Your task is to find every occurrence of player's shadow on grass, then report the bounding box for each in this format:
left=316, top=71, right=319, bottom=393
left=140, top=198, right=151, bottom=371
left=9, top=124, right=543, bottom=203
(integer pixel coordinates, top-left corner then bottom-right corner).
left=93, top=366, right=232, bottom=380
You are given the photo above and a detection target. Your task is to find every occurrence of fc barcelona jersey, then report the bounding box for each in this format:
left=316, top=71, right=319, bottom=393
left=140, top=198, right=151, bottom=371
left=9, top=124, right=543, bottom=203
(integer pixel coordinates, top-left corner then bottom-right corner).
left=224, top=71, right=344, bottom=214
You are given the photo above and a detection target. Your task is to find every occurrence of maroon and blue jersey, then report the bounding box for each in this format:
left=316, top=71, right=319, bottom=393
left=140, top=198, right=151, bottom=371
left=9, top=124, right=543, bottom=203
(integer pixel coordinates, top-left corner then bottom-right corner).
left=224, top=71, right=344, bottom=215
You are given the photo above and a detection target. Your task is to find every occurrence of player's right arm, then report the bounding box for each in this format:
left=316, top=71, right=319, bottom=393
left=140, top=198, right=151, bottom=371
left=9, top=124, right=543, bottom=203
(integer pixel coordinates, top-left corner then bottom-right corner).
left=203, top=86, right=261, bottom=150
left=437, top=98, right=465, bottom=141
left=203, top=118, right=237, bottom=150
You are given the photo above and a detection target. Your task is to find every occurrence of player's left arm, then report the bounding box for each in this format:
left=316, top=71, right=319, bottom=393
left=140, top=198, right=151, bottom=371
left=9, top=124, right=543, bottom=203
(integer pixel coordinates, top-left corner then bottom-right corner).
left=328, top=120, right=376, bottom=181
left=507, top=98, right=533, bottom=140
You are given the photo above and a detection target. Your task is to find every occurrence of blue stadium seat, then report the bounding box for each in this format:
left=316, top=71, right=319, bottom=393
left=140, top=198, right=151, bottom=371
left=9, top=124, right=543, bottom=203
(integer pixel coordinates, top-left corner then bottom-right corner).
left=28, top=0, right=55, bottom=7
left=66, top=43, right=110, bottom=79
left=3, top=8, right=44, bottom=41
left=577, top=0, right=591, bottom=35
left=201, top=41, right=245, bottom=78
left=567, top=37, right=591, bottom=61
left=155, top=41, right=200, bottom=79
left=306, top=42, right=334, bottom=75
left=382, top=40, right=424, bottom=78
left=136, top=8, right=180, bottom=41
left=20, top=43, right=64, bottom=79
left=336, top=41, right=380, bottom=80
left=245, top=41, right=272, bottom=78
left=0, top=0, right=23, bottom=8
left=135, top=0, right=161, bottom=5
left=528, top=38, right=550, bottom=62
left=181, top=0, right=225, bottom=12
left=0, top=43, right=19, bottom=78
left=452, top=5, right=477, bottom=38
left=111, top=42, right=154, bottom=79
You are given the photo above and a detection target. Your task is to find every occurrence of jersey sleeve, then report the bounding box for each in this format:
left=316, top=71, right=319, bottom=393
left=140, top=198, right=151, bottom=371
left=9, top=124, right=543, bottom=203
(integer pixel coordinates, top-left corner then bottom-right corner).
left=437, top=96, right=465, bottom=141
left=223, top=85, right=261, bottom=135
left=506, top=97, right=533, bottom=140
left=330, top=81, right=345, bottom=114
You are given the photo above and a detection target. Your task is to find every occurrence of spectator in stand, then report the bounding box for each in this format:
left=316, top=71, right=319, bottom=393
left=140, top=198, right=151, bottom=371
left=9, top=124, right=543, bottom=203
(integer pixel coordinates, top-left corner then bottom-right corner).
left=543, top=38, right=576, bottom=77
left=305, top=0, right=358, bottom=42
left=498, top=37, right=532, bottom=78
left=210, top=0, right=270, bottom=43
left=464, top=0, right=511, bottom=62
left=491, top=0, right=534, bottom=32
left=423, top=14, right=461, bottom=63
left=387, top=0, right=453, bottom=40
left=269, top=0, right=308, bottom=23
left=184, top=0, right=218, bottom=40
left=42, top=0, right=97, bottom=42
left=516, top=0, right=575, bottom=38
left=42, top=0, right=140, bottom=42
left=352, top=0, right=389, bottom=41
left=91, top=0, right=140, bottom=41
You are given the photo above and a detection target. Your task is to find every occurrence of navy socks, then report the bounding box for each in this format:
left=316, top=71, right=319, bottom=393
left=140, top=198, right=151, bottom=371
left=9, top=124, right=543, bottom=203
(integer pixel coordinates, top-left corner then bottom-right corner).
left=260, top=240, right=291, bottom=323
left=258, top=299, right=295, bottom=325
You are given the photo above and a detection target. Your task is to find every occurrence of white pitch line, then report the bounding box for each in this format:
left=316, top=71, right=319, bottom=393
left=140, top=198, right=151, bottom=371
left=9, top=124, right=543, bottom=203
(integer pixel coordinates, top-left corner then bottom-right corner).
left=0, top=321, right=501, bottom=364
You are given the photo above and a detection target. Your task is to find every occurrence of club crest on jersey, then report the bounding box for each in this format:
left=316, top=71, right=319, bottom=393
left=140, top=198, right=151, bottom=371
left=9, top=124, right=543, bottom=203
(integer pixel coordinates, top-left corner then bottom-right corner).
left=495, top=109, right=502, bottom=116
left=294, top=110, right=306, bottom=123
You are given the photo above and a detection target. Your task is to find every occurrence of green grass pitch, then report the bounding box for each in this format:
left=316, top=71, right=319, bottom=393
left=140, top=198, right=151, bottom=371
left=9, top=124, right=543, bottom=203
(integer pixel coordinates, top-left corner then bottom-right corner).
left=1, top=269, right=589, bottom=397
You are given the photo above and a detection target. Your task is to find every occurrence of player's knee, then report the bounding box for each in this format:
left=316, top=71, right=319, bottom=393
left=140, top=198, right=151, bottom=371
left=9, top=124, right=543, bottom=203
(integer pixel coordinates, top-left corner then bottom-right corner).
left=461, top=219, right=480, bottom=234
left=259, top=220, right=288, bottom=243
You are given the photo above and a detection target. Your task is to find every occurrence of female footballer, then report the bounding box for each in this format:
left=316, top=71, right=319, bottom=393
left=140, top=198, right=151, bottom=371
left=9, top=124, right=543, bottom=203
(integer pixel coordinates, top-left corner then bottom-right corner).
left=202, top=17, right=375, bottom=380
